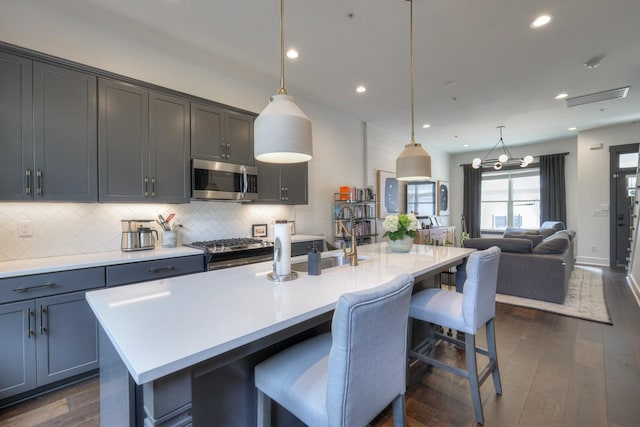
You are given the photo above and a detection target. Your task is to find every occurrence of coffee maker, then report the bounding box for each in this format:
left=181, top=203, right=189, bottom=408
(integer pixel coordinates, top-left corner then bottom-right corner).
left=121, top=220, right=158, bottom=252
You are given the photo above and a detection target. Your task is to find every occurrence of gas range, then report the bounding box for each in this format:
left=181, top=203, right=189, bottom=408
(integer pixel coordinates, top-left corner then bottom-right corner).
left=185, top=238, right=274, bottom=271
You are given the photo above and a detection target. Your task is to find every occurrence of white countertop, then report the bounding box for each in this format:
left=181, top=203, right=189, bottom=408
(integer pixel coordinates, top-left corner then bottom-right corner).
left=0, top=247, right=204, bottom=278
left=264, top=234, right=325, bottom=243
left=86, top=243, right=474, bottom=385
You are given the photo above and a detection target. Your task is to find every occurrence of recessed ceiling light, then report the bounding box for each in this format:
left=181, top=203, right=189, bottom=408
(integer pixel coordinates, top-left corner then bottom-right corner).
left=355, top=85, right=366, bottom=93
left=421, top=124, right=431, bottom=129
left=568, top=127, right=577, bottom=131
left=286, top=49, right=299, bottom=59
left=463, top=144, right=469, bottom=147
left=530, top=14, right=552, bottom=28
left=555, top=92, right=568, bottom=99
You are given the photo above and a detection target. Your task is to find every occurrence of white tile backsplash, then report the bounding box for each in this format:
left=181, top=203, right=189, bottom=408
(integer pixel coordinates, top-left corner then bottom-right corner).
left=0, top=201, right=293, bottom=261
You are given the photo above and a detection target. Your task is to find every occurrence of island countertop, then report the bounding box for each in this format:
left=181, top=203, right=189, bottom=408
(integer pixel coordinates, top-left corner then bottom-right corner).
left=86, top=243, right=474, bottom=385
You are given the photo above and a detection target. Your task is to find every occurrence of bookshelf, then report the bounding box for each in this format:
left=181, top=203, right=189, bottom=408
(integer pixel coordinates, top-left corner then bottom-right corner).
left=333, top=191, right=378, bottom=248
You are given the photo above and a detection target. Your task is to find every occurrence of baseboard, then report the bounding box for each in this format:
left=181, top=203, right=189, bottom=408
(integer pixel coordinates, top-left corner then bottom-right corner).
left=626, top=274, right=640, bottom=308
left=575, top=256, right=609, bottom=266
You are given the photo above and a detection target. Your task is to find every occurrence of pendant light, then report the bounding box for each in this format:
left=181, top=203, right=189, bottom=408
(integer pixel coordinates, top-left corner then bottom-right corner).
left=396, top=0, right=432, bottom=181
left=471, top=126, right=534, bottom=170
left=254, top=0, right=312, bottom=164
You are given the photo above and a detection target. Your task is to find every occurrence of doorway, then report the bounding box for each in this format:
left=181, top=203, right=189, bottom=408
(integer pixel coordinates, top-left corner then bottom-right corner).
left=609, top=143, right=639, bottom=267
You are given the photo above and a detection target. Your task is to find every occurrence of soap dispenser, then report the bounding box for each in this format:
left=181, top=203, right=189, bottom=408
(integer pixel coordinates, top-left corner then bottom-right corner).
left=307, top=242, right=322, bottom=276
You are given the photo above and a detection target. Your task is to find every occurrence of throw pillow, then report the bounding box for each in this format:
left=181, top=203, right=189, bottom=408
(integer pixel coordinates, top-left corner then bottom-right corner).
left=537, top=228, right=556, bottom=238
left=504, top=233, right=544, bottom=247
left=533, top=236, right=569, bottom=254
left=555, top=229, right=576, bottom=240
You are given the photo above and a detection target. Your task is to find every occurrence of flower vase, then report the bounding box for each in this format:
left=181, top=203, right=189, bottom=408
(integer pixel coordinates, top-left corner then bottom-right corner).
left=388, top=235, right=414, bottom=253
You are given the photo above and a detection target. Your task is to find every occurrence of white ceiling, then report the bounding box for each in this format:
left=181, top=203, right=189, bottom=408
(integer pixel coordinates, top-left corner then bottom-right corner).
left=19, top=0, right=640, bottom=153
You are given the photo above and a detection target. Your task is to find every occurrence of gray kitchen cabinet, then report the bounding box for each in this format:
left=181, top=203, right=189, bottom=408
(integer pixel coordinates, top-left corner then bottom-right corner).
left=0, top=55, right=97, bottom=201
left=99, top=79, right=190, bottom=203
left=191, top=101, right=255, bottom=166
left=256, top=161, right=308, bottom=204
left=0, top=267, right=104, bottom=401
left=0, top=300, right=37, bottom=400
left=106, top=254, right=205, bottom=287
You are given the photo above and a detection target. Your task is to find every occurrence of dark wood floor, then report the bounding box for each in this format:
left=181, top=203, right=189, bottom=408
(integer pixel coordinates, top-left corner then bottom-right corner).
left=1, top=267, right=639, bottom=427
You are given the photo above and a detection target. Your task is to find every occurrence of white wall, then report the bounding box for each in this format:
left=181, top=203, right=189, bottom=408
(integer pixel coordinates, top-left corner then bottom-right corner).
left=577, top=122, right=640, bottom=265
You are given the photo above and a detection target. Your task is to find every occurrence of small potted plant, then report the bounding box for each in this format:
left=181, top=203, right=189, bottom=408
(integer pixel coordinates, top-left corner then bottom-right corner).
left=383, top=213, right=419, bottom=253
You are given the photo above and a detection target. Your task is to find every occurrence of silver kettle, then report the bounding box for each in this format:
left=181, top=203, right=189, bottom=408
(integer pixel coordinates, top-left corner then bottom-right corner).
left=139, top=227, right=158, bottom=249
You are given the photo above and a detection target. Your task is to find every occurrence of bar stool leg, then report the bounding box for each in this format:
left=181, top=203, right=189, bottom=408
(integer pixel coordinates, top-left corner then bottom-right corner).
left=392, top=395, right=407, bottom=427
left=486, top=318, right=502, bottom=395
left=257, top=390, right=271, bottom=427
left=464, top=333, right=484, bottom=425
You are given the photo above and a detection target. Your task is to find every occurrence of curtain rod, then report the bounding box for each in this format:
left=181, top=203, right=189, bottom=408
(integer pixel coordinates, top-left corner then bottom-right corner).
left=459, top=151, right=570, bottom=167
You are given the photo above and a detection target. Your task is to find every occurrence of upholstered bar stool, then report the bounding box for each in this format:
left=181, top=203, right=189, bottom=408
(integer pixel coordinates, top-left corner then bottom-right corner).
left=254, top=274, right=414, bottom=427
left=408, top=246, right=502, bottom=425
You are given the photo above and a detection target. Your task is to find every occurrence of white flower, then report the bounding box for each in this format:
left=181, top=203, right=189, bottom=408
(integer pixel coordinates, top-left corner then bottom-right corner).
left=383, top=215, right=399, bottom=232
left=406, top=213, right=419, bottom=231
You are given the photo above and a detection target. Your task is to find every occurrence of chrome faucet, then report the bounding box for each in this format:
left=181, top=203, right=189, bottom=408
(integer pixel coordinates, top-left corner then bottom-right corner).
left=337, top=205, right=359, bottom=266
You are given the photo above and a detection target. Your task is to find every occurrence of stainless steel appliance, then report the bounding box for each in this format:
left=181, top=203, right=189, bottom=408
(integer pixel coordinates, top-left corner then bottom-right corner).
left=121, top=220, right=157, bottom=252
left=185, top=238, right=274, bottom=270
left=191, top=159, right=258, bottom=201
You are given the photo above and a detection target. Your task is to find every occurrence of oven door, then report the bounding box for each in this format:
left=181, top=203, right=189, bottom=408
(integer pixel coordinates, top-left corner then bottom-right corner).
left=207, top=252, right=273, bottom=271
left=192, top=159, right=258, bottom=200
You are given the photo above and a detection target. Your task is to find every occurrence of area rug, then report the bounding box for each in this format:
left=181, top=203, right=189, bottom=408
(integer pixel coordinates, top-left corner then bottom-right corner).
left=495, top=265, right=612, bottom=324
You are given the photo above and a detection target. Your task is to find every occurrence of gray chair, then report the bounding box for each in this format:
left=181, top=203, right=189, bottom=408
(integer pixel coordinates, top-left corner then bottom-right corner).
left=254, top=274, right=415, bottom=427
left=408, top=246, right=502, bottom=425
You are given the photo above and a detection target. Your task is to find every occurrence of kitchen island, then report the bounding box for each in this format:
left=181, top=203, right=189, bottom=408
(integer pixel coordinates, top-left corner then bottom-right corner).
left=86, top=243, right=474, bottom=426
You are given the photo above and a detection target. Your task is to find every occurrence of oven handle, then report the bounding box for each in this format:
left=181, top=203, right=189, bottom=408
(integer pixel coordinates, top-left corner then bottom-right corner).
left=208, top=254, right=273, bottom=271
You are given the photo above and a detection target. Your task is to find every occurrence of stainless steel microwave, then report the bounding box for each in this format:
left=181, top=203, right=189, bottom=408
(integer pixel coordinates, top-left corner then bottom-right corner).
left=191, top=159, right=258, bottom=201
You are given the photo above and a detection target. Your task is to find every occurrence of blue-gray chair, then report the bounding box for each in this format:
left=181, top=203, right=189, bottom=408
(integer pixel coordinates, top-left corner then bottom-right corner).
left=254, top=273, right=415, bottom=427
left=408, top=246, right=502, bottom=425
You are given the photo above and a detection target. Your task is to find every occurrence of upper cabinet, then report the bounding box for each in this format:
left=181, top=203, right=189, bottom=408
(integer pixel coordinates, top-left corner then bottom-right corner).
left=191, top=101, right=254, bottom=166
left=256, top=161, right=308, bottom=205
left=0, top=53, right=97, bottom=201
left=98, top=79, right=190, bottom=203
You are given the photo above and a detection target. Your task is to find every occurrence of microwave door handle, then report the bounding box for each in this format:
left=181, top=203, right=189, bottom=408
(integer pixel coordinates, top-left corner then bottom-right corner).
left=242, top=166, right=247, bottom=198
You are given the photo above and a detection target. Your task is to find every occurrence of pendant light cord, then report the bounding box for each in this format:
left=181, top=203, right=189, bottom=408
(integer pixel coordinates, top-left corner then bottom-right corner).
left=409, top=0, right=416, bottom=145
left=278, top=0, right=287, bottom=95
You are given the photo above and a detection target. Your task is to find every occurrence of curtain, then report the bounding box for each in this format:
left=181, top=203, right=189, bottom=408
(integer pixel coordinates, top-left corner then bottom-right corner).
left=463, top=165, right=482, bottom=238
left=539, top=153, right=566, bottom=224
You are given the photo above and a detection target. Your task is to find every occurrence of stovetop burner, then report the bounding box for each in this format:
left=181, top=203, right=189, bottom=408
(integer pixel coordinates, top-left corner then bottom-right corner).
left=186, top=237, right=272, bottom=253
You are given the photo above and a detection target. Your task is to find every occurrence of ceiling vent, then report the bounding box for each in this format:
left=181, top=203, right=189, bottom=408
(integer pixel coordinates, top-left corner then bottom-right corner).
left=566, top=86, right=630, bottom=107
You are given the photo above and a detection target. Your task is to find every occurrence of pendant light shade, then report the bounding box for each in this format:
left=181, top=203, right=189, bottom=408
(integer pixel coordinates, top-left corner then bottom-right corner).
left=395, top=0, right=432, bottom=181
left=396, top=142, right=432, bottom=181
left=254, top=0, right=312, bottom=164
left=254, top=94, right=312, bottom=163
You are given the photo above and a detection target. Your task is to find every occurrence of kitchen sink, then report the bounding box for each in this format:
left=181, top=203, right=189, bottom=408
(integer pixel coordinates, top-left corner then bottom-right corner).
left=291, top=254, right=367, bottom=272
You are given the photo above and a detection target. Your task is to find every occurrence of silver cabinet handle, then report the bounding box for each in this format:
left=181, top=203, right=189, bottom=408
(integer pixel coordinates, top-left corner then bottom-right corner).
left=36, top=169, right=43, bottom=195
left=25, top=169, right=32, bottom=195
left=27, top=307, right=34, bottom=338
left=144, top=176, right=149, bottom=197
left=151, top=177, right=156, bottom=197
left=40, top=305, right=47, bottom=335
left=221, top=141, right=227, bottom=159
left=148, top=266, right=176, bottom=273
left=226, top=143, right=231, bottom=159
left=13, top=282, right=56, bottom=293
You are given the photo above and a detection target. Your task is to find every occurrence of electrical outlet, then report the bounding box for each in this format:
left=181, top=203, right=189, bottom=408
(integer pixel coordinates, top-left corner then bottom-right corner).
left=18, top=220, right=33, bottom=237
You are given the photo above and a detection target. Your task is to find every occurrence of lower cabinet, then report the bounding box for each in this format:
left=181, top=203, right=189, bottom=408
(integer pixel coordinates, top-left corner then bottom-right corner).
left=0, top=290, right=99, bottom=400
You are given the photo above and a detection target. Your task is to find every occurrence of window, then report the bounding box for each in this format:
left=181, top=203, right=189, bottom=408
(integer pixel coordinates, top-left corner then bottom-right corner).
left=480, top=168, right=540, bottom=232
left=406, top=181, right=436, bottom=217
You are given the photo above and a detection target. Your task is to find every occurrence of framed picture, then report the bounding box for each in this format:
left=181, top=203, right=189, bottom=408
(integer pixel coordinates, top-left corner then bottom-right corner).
left=437, top=180, right=450, bottom=216
left=252, top=224, right=267, bottom=237
left=377, top=170, right=399, bottom=218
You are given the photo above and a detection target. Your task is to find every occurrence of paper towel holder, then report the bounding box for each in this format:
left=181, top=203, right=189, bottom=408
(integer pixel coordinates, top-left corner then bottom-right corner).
left=267, top=236, right=299, bottom=282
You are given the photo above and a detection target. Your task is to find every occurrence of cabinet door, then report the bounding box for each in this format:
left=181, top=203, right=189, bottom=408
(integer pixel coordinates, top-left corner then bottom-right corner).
left=98, top=78, right=149, bottom=202
left=0, top=300, right=36, bottom=400
left=149, top=91, right=190, bottom=203
left=191, top=101, right=225, bottom=162
left=0, top=52, right=33, bottom=200
left=35, top=291, right=99, bottom=386
left=33, top=62, right=97, bottom=201
left=226, top=111, right=254, bottom=166
left=256, top=161, right=283, bottom=203
left=281, top=162, right=308, bottom=204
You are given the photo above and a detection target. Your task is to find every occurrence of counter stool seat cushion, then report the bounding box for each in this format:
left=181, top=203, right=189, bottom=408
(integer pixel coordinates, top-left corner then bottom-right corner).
left=410, top=289, right=465, bottom=333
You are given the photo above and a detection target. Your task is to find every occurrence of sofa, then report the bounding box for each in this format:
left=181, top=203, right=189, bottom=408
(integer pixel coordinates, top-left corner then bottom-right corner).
left=462, top=225, right=575, bottom=304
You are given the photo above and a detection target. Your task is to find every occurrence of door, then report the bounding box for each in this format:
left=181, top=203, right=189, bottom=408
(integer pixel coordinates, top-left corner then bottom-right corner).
left=149, top=91, right=190, bottom=203
left=226, top=111, right=254, bottom=166
left=35, top=291, right=99, bottom=386
left=0, top=300, right=36, bottom=400
left=190, top=101, right=225, bottom=162
left=282, top=162, right=308, bottom=204
left=98, top=78, right=149, bottom=201
left=256, top=161, right=283, bottom=202
left=33, top=62, right=97, bottom=201
left=610, top=144, right=639, bottom=266
left=0, top=52, right=33, bottom=200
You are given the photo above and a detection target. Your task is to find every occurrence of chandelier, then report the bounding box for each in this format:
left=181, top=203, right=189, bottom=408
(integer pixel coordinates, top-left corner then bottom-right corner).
left=472, top=126, right=533, bottom=170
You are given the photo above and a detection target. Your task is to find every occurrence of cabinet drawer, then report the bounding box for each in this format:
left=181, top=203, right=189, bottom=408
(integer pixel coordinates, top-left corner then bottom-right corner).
left=106, top=255, right=205, bottom=287
left=0, top=267, right=105, bottom=304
